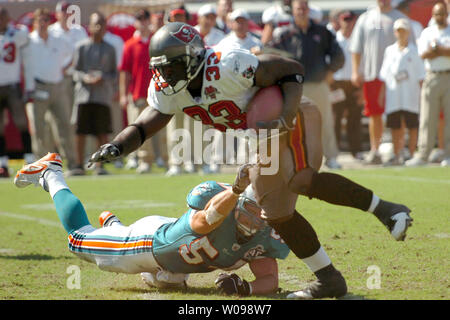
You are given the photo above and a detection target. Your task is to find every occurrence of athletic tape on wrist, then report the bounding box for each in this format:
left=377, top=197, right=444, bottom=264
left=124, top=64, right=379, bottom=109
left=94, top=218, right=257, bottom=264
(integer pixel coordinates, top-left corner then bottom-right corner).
left=205, top=204, right=224, bottom=225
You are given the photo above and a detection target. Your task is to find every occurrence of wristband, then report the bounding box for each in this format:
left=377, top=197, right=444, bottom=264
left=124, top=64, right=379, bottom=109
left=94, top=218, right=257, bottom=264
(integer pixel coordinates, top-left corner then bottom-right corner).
left=110, top=142, right=124, bottom=154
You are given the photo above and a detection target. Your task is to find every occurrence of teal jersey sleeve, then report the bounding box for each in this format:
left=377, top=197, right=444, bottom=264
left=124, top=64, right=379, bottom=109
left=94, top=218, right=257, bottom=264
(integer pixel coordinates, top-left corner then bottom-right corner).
left=186, top=181, right=232, bottom=210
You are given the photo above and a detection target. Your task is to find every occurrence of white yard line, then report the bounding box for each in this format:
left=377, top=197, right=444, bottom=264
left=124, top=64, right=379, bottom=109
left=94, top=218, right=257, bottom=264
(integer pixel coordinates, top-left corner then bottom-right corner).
left=0, top=211, right=62, bottom=228
left=347, top=173, right=450, bottom=185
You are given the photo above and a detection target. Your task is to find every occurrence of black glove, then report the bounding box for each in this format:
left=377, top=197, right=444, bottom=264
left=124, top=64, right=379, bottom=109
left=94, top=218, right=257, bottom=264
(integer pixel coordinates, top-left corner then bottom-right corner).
left=215, top=273, right=251, bottom=296
left=87, top=143, right=121, bottom=167
left=256, top=115, right=296, bottom=131
left=232, top=164, right=253, bottom=195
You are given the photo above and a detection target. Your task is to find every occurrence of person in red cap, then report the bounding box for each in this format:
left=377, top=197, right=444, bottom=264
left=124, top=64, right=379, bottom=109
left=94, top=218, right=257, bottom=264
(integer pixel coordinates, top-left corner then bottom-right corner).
left=169, top=7, right=189, bottom=23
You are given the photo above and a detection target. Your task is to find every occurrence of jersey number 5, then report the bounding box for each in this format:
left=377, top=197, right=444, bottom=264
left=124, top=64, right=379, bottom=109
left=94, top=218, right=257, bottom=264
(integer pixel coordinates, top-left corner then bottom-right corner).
left=179, top=236, right=219, bottom=265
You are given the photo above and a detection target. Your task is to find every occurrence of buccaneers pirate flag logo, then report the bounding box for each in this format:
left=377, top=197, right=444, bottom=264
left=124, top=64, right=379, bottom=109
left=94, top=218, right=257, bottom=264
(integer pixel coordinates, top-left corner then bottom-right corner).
left=171, top=25, right=201, bottom=44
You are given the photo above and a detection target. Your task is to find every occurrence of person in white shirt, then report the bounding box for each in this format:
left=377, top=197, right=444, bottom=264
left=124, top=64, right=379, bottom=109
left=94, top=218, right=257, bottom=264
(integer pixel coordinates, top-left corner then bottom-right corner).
left=217, top=9, right=262, bottom=53
left=261, top=0, right=293, bottom=45
left=406, top=3, right=450, bottom=167
left=216, top=0, right=233, bottom=34
left=350, top=0, right=414, bottom=165
left=0, top=7, right=33, bottom=177
left=194, top=4, right=226, bottom=174
left=394, top=0, right=423, bottom=45
left=195, top=4, right=226, bottom=47
left=379, top=18, right=425, bottom=165
left=47, top=1, right=89, bottom=171
left=331, top=10, right=363, bottom=160
left=24, top=8, right=77, bottom=171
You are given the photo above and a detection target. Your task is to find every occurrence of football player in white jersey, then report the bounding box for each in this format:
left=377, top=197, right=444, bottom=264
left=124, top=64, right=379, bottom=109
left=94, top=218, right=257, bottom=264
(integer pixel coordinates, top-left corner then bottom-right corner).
left=89, top=22, right=413, bottom=299
left=0, top=7, right=33, bottom=177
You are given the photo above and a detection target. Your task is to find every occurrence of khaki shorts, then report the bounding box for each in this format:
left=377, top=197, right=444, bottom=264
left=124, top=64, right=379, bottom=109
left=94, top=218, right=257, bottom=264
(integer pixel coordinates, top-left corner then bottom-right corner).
left=249, top=96, right=314, bottom=221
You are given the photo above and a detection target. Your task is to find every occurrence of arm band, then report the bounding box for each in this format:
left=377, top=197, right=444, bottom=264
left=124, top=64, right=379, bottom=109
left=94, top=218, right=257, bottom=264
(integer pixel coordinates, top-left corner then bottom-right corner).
left=204, top=205, right=224, bottom=225
left=128, top=124, right=146, bottom=146
left=277, top=74, right=305, bottom=86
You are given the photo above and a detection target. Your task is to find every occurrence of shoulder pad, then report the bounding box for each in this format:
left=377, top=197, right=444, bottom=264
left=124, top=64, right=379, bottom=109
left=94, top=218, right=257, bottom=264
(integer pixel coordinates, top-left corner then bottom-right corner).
left=186, top=181, right=231, bottom=210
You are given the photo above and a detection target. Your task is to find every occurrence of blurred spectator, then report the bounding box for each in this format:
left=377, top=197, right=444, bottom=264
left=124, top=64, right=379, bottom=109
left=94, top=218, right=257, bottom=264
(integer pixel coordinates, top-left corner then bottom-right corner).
left=103, top=30, right=124, bottom=168
left=24, top=8, right=77, bottom=171
left=427, top=0, right=449, bottom=163
left=150, top=12, right=165, bottom=33
left=0, top=7, right=32, bottom=177
left=49, top=1, right=88, bottom=109
left=195, top=4, right=226, bottom=46
left=119, top=9, right=166, bottom=174
left=270, top=0, right=344, bottom=169
left=326, top=8, right=342, bottom=35
left=168, top=6, right=189, bottom=23
left=379, top=18, right=425, bottom=165
left=194, top=4, right=226, bottom=174
left=331, top=10, right=363, bottom=160
left=72, top=12, right=117, bottom=175
left=350, top=0, right=412, bottom=165
left=261, top=0, right=293, bottom=45
left=406, top=3, right=450, bottom=167
left=427, top=0, right=450, bottom=26
left=394, top=0, right=423, bottom=44
left=216, top=0, right=233, bottom=34
left=308, top=4, right=323, bottom=24
left=217, top=9, right=262, bottom=53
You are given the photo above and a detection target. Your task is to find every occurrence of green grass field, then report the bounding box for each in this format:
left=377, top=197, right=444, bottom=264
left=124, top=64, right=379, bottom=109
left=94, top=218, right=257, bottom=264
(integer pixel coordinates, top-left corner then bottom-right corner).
left=0, top=164, right=449, bottom=300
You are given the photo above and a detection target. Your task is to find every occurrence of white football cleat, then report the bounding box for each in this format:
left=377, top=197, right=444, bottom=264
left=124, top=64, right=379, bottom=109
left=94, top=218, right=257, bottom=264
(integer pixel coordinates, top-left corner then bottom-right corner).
left=14, top=153, right=63, bottom=189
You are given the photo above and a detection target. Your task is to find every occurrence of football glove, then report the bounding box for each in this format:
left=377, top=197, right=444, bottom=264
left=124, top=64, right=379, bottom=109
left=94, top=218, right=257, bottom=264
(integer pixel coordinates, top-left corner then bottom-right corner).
left=215, top=273, right=251, bottom=296
left=232, top=163, right=253, bottom=195
left=256, top=116, right=296, bottom=131
left=88, top=143, right=121, bottom=167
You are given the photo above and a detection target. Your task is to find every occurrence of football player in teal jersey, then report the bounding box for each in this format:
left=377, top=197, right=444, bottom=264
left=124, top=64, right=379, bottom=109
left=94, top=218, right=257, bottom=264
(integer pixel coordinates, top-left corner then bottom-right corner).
left=15, top=153, right=309, bottom=296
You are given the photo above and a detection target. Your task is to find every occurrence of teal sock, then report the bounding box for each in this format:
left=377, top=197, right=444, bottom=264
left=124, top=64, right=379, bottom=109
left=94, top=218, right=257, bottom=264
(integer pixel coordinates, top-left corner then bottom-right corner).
left=53, top=189, right=91, bottom=234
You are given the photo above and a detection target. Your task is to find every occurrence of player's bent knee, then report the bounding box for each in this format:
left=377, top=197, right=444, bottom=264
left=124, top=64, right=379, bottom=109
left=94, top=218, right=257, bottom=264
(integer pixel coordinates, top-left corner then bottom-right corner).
left=287, top=167, right=316, bottom=195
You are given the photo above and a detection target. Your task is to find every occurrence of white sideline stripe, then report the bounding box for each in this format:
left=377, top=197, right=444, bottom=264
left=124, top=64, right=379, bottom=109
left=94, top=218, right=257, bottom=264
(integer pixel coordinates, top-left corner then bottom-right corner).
left=346, top=173, right=450, bottom=185
left=21, top=200, right=176, bottom=211
left=0, top=211, right=62, bottom=228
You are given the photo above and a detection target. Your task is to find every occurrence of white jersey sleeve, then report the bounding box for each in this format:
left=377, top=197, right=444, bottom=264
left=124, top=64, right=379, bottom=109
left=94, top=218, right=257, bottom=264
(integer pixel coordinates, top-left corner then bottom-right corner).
left=218, top=48, right=259, bottom=91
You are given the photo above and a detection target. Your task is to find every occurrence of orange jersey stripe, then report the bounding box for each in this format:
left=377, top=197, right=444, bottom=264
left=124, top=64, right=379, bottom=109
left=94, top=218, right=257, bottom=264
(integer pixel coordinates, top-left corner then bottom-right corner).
left=289, top=113, right=307, bottom=172
left=68, top=234, right=153, bottom=250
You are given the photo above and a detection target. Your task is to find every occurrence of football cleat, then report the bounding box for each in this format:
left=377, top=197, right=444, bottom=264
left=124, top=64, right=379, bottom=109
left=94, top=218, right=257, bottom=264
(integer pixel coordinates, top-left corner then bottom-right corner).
left=374, top=200, right=413, bottom=241
left=99, top=211, right=122, bottom=227
left=287, top=269, right=347, bottom=299
left=14, top=153, right=62, bottom=189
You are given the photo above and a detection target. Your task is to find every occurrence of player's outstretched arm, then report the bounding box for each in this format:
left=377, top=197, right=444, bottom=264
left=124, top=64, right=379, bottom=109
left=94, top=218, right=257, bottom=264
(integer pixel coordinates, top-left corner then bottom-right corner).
left=88, top=107, right=173, bottom=165
left=254, top=54, right=305, bottom=129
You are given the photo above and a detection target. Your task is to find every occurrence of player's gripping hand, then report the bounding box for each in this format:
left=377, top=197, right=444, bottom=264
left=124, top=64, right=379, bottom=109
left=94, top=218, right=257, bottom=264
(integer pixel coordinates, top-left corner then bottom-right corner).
left=88, top=143, right=121, bottom=167
left=215, top=273, right=251, bottom=296
left=232, top=163, right=253, bottom=194
left=256, top=115, right=296, bottom=131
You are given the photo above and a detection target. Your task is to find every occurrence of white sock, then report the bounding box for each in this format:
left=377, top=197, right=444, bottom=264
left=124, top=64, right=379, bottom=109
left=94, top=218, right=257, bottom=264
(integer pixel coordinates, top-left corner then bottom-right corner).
left=43, top=170, right=69, bottom=199
left=367, top=194, right=380, bottom=213
left=302, top=246, right=332, bottom=273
